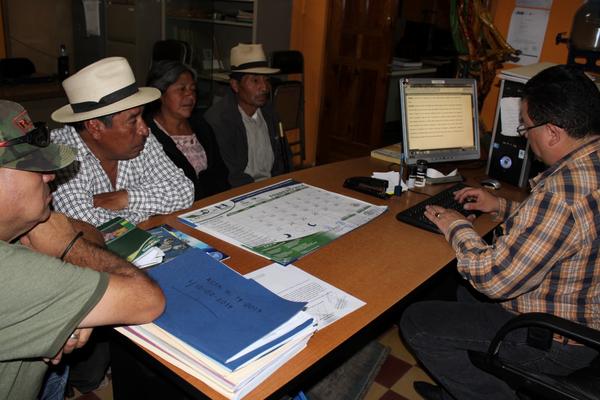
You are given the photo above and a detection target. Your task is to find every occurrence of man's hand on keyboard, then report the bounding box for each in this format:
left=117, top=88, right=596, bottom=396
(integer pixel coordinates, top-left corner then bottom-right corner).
left=454, top=187, right=501, bottom=213
left=424, top=205, right=474, bottom=236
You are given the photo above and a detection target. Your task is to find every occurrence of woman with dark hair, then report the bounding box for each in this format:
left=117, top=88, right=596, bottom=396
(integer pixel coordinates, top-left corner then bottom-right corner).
left=145, top=60, right=230, bottom=200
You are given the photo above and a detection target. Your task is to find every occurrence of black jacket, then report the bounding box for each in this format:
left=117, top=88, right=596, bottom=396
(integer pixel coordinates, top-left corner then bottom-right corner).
left=203, top=90, right=292, bottom=188
left=145, top=112, right=231, bottom=200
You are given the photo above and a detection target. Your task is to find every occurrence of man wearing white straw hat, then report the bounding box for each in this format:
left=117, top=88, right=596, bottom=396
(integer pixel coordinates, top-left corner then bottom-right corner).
left=48, top=57, right=192, bottom=394
left=204, top=43, right=292, bottom=188
left=50, top=57, right=194, bottom=227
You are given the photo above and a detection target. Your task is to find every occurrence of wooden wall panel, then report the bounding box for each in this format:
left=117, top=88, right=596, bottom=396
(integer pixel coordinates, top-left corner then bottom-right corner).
left=289, top=0, right=329, bottom=167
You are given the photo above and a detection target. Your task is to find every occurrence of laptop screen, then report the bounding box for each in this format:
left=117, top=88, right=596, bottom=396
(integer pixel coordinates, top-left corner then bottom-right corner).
left=400, top=78, right=481, bottom=165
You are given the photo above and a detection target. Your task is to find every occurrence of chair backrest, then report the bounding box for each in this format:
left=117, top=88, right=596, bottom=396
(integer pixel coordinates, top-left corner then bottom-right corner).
left=271, top=50, right=303, bottom=75
left=469, top=312, right=600, bottom=400
left=152, top=40, right=192, bottom=65
left=273, top=81, right=305, bottom=163
left=273, top=82, right=302, bottom=130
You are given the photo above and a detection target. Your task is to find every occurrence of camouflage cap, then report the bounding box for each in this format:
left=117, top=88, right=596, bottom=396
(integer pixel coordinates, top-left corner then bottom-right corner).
left=0, top=100, right=76, bottom=172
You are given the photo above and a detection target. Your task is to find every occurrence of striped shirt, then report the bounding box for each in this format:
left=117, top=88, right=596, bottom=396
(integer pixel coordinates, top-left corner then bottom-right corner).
left=447, top=137, right=600, bottom=329
left=51, top=125, right=194, bottom=226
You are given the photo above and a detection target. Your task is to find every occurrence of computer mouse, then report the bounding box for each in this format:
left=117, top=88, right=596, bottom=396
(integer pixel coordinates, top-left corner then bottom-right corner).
left=480, top=178, right=501, bottom=190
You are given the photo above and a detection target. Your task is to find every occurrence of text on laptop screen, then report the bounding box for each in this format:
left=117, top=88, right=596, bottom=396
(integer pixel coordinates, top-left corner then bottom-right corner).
left=400, top=78, right=480, bottom=165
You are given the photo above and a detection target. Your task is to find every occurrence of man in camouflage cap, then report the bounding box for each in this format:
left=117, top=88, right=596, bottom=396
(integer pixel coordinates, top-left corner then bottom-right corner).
left=0, top=100, right=165, bottom=399
left=0, top=100, right=76, bottom=171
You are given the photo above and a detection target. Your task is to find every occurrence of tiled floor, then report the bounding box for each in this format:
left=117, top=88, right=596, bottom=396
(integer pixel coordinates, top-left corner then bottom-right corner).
left=69, top=324, right=431, bottom=400
left=365, top=325, right=433, bottom=400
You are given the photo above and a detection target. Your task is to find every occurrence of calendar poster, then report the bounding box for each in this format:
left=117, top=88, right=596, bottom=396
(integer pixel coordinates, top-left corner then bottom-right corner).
left=178, top=180, right=387, bottom=265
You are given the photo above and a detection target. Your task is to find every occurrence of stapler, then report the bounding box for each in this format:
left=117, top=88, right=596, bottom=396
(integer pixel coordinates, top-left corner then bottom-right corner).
left=343, top=176, right=390, bottom=199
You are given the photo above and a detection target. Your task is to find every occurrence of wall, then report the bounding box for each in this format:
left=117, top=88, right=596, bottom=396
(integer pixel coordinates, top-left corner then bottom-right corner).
left=289, top=0, right=328, bottom=167
left=3, top=0, right=73, bottom=75
left=0, top=1, right=580, bottom=161
left=290, top=0, right=585, bottom=166
left=0, top=4, right=5, bottom=58
left=481, top=0, right=583, bottom=131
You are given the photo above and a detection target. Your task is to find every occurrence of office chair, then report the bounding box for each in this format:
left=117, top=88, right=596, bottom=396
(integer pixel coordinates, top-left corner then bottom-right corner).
left=468, top=312, right=600, bottom=400
left=271, top=50, right=304, bottom=75
left=270, top=50, right=305, bottom=166
left=152, top=40, right=192, bottom=65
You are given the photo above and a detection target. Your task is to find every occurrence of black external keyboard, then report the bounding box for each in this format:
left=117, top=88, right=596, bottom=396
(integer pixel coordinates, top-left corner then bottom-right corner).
left=396, top=183, right=480, bottom=234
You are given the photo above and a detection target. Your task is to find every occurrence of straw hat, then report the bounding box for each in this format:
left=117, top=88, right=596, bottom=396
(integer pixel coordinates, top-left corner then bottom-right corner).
left=229, top=43, right=279, bottom=75
left=52, top=57, right=161, bottom=123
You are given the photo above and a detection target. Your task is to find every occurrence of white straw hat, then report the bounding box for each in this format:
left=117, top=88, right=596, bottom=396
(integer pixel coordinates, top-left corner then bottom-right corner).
left=51, top=57, right=160, bottom=123
left=229, top=43, right=279, bottom=75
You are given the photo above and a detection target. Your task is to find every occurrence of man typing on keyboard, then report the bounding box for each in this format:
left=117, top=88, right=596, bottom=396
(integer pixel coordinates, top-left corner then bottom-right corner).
left=400, top=65, right=600, bottom=400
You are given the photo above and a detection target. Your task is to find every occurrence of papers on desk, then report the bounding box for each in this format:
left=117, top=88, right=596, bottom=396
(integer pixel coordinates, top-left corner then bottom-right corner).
left=370, top=143, right=402, bottom=164
left=178, top=179, right=387, bottom=265
left=132, top=247, right=164, bottom=268
left=118, top=248, right=316, bottom=399
left=246, top=263, right=365, bottom=330
left=372, top=171, right=404, bottom=194
left=98, top=217, right=163, bottom=267
left=425, top=168, right=463, bottom=185
left=426, top=168, right=458, bottom=179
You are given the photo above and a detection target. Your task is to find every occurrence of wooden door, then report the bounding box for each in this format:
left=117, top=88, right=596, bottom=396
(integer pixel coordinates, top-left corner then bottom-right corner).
left=316, top=0, right=397, bottom=164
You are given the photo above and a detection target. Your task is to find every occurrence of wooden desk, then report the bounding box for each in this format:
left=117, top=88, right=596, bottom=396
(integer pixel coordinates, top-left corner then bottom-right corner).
left=112, top=157, right=526, bottom=399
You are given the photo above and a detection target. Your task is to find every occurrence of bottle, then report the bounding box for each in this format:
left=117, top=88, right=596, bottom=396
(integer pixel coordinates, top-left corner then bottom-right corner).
left=415, top=159, right=427, bottom=187
left=58, top=44, right=69, bottom=81
left=407, top=165, right=417, bottom=189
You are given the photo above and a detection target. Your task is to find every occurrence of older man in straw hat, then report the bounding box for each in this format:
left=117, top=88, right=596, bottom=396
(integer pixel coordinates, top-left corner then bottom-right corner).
left=50, top=57, right=194, bottom=227
left=48, top=56, right=191, bottom=393
left=0, top=100, right=165, bottom=399
left=204, top=43, right=292, bottom=188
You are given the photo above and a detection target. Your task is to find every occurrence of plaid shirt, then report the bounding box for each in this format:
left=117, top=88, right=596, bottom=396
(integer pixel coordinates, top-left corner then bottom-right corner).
left=51, top=125, right=194, bottom=226
left=447, top=137, right=600, bottom=329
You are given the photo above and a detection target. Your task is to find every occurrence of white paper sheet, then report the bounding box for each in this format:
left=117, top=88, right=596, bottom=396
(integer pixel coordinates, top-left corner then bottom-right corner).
left=82, top=0, right=101, bottom=36
left=372, top=171, right=403, bottom=193
left=133, top=246, right=164, bottom=268
left=507, top=7, right=550, bottom=65
left=500, top=97, right=521, bottom=137
left=246, top=263, right=366, bottom=330
left=426, top=168, right=458, bottom=178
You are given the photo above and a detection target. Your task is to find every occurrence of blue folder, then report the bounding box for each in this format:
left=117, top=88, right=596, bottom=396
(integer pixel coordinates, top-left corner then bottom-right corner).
left=148, top=248, right=310, bottom=371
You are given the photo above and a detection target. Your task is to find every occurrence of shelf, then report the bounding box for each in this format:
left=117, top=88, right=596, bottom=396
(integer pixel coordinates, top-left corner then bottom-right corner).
left=166, top=15, right=252, bottom=27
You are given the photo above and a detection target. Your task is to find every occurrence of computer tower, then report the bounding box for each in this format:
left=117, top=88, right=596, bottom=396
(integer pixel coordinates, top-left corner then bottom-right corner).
left=486, top=79, right=545, bottom=188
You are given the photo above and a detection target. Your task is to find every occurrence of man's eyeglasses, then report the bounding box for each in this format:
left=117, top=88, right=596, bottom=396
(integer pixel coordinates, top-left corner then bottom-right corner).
left=0, top=122, right=50, bottom=148
left=516, top=122, right=549, bottom=137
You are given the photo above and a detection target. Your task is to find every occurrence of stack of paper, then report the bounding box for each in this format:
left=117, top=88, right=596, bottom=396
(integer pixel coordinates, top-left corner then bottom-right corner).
left=118, top=249, right=316, bottom=399
left=370, top=143, right=402, bottom=164
left=98, top=217, right=163, bottom=268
